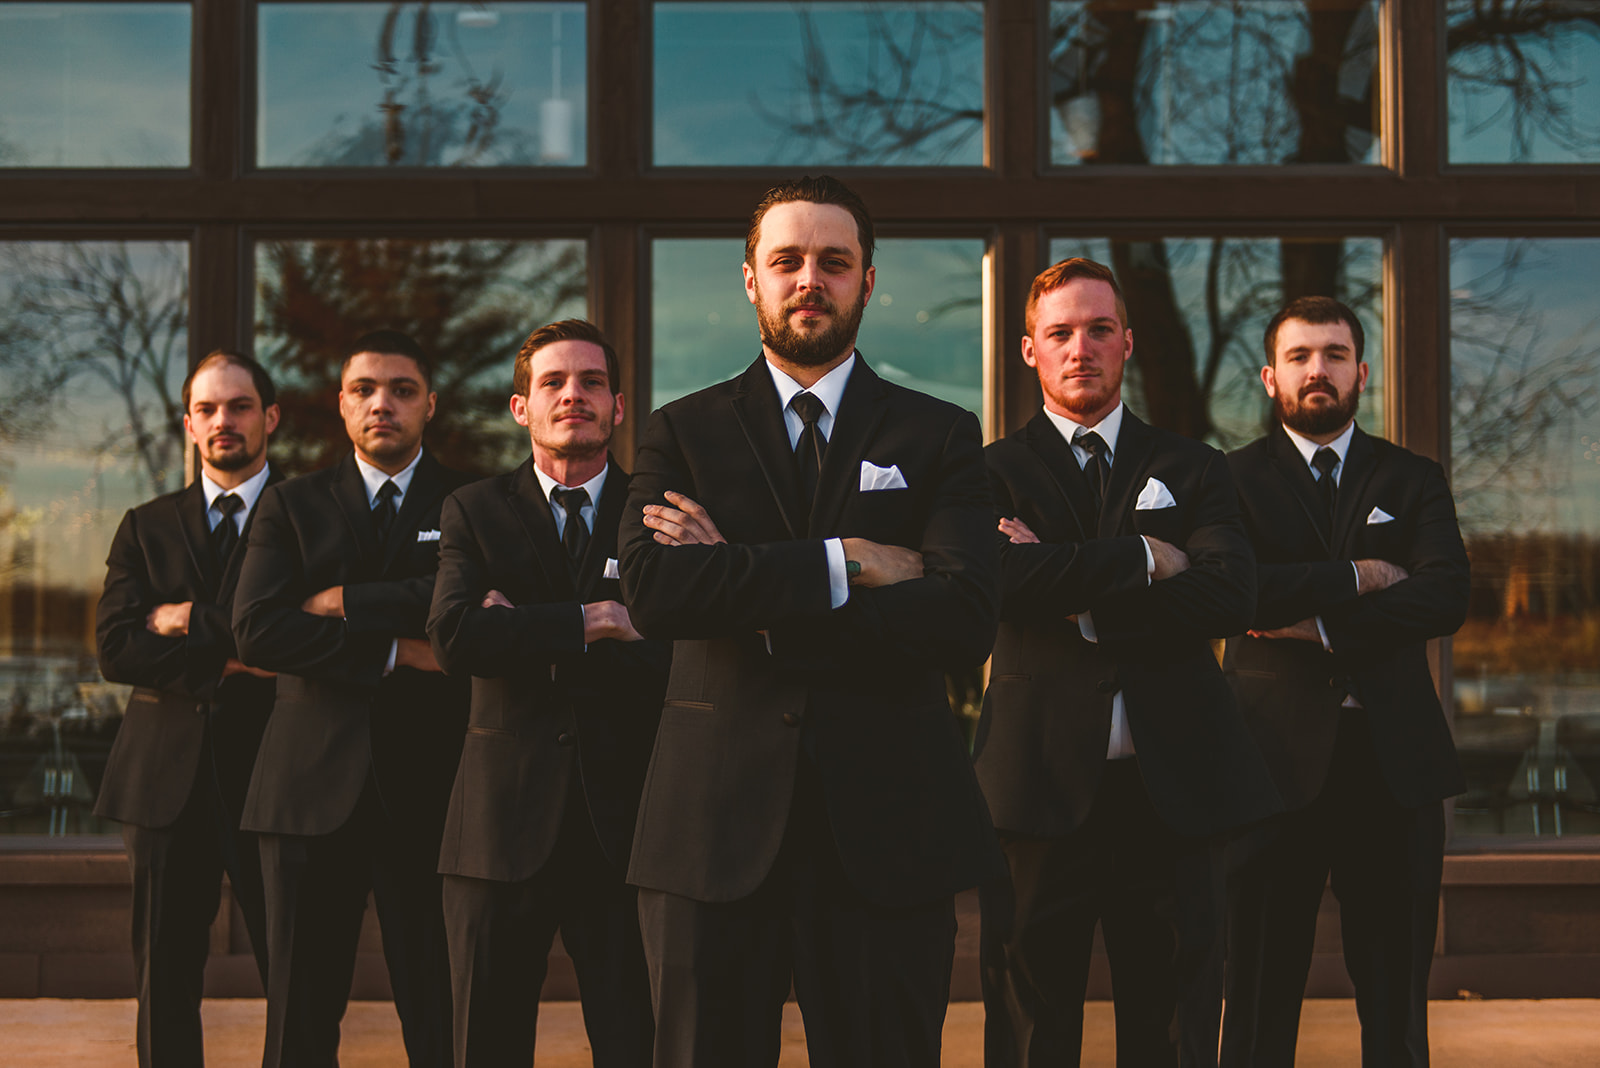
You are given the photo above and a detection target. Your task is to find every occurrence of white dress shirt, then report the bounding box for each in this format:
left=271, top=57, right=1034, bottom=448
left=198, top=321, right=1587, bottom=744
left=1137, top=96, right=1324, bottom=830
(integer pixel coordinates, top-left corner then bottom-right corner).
left=534, top=463, right=609, bottom=538
left=200, top=463, right=272, bottom=533
left=1281, top=420, right=1362, bottom=705
left=1041, top=404, right=1156, bottom=760
left=766, top=355, right=853, bottom=610
left=353, top=449, right=424, bottom=674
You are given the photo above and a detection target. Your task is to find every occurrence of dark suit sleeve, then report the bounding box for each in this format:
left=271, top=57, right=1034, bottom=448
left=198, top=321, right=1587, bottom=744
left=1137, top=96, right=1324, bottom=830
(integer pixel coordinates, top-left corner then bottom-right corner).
left=428, top=491, right=585, bottom=677
left=1320, top=460, right=1469, bottom=654
left=232, top=483, right=391, bottom=687
left=96, top=508, right=226, bottom=700
left=344, top=575, right=436, bottom=637
left=1251, top=560, right=1360, bottom=630
left=1091, top=447, right=1256, bottom=642
left=990, top=464, right=1149, bottom=624
left=620, top=406, right=834, bottom=637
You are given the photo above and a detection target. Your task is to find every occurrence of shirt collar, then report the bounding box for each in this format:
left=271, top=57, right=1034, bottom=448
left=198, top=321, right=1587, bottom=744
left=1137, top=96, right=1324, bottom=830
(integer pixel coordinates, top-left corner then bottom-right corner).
left=1282, top=420, right=1356, bottom=474
left=354, top=448, right=424, bottom=506
left=200, top=463, right=272, bottom=520
left=1043, top=402, right=1126, bottom=460
left=533, top=461, right=609, bottom=512
left=766, top=352, right=856, bottom=422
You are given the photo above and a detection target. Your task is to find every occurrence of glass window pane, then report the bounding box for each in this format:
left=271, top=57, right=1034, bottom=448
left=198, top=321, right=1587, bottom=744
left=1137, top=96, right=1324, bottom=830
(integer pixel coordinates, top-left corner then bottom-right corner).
left=0, top=3, right=190, bottom=168
left=0, top=240, right=189, bottom=837
left=1046, top=1, right=1380, bottom=167
left=1450, top=237, right=1600, bottom=841
left=1447, top=1, right=1600, bottom=164
left=1047, top=236, right=1382, bottom=448
left=258, top=3, right=586, bottom=167
left=253, top=237, right=587, bottom=476
left=651, top=237, right=986, bottom=423
left=653, top=2, right=985, bottom=167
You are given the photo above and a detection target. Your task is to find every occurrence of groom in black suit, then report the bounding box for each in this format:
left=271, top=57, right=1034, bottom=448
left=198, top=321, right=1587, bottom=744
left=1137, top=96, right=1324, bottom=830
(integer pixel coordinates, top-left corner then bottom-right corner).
left=427, top=319, right=666, bottom=1066
left=96, top=350, right=280, bottom=1067
left=975, top=258, right=1281, bottom=1067
left=233, top=331, right=471, bottom=1068
left=1220, top=298, right=1469, bottom=1068
left=619, top=175, right=1003, bottom=1067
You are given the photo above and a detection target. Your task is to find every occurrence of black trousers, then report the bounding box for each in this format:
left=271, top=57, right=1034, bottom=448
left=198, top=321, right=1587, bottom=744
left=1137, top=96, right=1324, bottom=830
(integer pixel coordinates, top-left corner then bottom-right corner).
left=1222, top=710, right=1445, bottom=1068
left=442, top=788, right=653, bottom=1068
left=257, top=772, right=453, bottom=1068
left=637, top=760, right=958, bottom=1068
left=121, top=734, right=270, bottom=1068
left=981, top=759, right=1224, bottom=1068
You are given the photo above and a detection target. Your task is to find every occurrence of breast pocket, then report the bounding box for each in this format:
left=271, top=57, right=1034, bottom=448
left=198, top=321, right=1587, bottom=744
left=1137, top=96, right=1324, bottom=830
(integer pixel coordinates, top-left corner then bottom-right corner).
left=846, top=487, right=916, bottom=543
left=1133, top=506, right=1183, bottom=547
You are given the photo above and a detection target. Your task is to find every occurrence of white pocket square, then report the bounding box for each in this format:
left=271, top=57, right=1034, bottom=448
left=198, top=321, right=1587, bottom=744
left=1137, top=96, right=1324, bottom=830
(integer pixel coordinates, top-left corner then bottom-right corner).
left=1134, top=477, right=1177, bottom=510
left=416, top=530, right=441, bottom=542
left=859, top=461, right=908, bottom=492
left=603, top=557, right=620, bottom=580
left=1366, top=506, right=1396, bottom=525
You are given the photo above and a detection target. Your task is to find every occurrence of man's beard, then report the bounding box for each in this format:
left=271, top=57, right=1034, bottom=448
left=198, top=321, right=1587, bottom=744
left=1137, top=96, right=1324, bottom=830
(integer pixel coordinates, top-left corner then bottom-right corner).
left=205, top=440, right=260, bottom=472
left=1277, top=380, right=1359, bottom=437
left=756, top=285, right=867, bottom=367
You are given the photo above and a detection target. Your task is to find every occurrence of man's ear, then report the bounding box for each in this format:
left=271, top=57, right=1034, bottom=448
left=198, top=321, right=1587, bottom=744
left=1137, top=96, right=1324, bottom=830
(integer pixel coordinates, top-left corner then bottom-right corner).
left=264, top=404, right=281, bottom=435
left=1021, top=335, right=1038, bottom=369
left=1260, top=364, right=1278, bottom=399
left=510, top=393, right=530, bottom=428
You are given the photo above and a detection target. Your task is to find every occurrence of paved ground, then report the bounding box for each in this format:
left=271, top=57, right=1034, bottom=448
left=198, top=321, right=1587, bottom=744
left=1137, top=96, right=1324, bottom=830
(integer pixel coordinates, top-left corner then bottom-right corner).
left=3, top=998, right=1597, bottom=1066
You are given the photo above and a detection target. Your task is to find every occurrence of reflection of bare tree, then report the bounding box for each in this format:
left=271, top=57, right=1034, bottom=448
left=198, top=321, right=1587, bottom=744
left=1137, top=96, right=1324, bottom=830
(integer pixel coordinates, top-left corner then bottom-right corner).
left=0, top=243, right=188, bottom=495
left=255, top=238, right=585, bottom=477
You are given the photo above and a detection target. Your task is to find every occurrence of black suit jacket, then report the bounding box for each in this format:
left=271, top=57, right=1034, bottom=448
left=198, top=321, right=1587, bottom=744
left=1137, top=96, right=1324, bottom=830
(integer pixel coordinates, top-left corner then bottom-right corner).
left=232, top=451, right=472, bottom=839
left=974, top=409, right=1282, bottom=839
left=1224, top=423, right=1469, bottom=810
left=95, top=473, right=282, bottom=828
left=428, top=457, right=669, bottom=883
left=619, top=356, right=1004, bottom=907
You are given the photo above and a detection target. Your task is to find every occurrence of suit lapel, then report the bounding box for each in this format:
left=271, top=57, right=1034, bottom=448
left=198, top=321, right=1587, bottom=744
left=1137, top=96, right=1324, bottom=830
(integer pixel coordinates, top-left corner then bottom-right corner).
left=1099, top=408, right=1156, bottom=539
left=810, top=359, right=890, bottom=537
left=1267, top=423, right=1332, bottom=555
left=330, top=454, right=382, bottom=567
left=382, top=451, right=446, bottom=573
left=730, top=356, right=807, bottom=539
left=577, top=458, right=627, bottom=598
left=1021, top=412, right=1096, bottom=538
left=1332, top=424, right=1378, bottom=553
left=217, top=468, right=284, bottom=602
left=174, top=481, right=217, bottom=593
left=506, top=459, right=570, bottom=598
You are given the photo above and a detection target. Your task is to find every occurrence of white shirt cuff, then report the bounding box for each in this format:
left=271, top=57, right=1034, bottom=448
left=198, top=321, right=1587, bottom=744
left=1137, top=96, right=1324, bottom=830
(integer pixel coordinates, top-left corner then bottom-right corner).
left=1315, top=615, right=1333, bottom=652
left=825, top=537, right=849, bottom=609
left=1140, top=535, right=1155, bottom=586
left=383, top=638, right=398, bottom=676
left=1350, top=560, right=1361, bottom=594
left=1077, top=609, right=1098, bottom=644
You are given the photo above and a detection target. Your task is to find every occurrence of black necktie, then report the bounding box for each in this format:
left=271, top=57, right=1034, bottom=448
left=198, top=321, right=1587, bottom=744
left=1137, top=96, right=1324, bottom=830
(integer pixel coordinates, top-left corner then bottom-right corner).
left=372, top=479, right=400, bottom=547
left=551, top=487, right=591, bottom=567
left=1075, top=429, right=1110, bottom=517
left=1313, top=447, right=1339, bottom=528
left=211, top=493, right=244, bottom=569
left=792, top=391, right=827, bottom=512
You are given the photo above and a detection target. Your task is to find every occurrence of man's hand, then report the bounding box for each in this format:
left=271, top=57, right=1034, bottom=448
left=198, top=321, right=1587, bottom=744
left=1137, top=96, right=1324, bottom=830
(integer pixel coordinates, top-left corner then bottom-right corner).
left=998, top=517, right=1039, bottom=544
left=394, top=637, right=441, bottom=672
left=840, top=538, right=924, bottom=588
left=145, top=602, right=192, bottom=637
left=584, top=600, right=643, bottom=642
left=1249, top=618, right=1323, bottom=643
left=1354, top=558, right=1409, bottom=595
left=222, top=658, right=275, bottom=679
left=301, top=586, right=345, bottom=617
left=644, top=491, right=727, bottom=547
left=481, top=589, right=513, bottom=609
left=1146, top=537, right=1191, bottom=581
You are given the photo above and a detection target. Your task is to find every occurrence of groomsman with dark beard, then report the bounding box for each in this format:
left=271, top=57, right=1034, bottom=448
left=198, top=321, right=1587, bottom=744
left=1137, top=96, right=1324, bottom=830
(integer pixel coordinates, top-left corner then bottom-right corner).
left=1220, top=297, right=1469, bottom=1068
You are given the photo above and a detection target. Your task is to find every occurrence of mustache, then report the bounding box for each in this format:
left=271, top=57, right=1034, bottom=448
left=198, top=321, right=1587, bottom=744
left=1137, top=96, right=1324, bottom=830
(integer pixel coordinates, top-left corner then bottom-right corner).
left=1298, top=381, right=1339, bottom=400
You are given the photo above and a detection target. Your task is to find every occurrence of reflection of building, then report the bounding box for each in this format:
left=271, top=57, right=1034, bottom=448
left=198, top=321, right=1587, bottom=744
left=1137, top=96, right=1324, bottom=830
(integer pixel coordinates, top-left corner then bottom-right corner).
left=2, top=1, right=1599, bottom=999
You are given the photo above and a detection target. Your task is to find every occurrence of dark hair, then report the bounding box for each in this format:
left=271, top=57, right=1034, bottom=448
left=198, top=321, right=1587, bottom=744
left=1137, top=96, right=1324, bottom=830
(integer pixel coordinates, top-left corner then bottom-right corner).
left=344, top=330, right=434, bottom=388
left=182, top=349, right=277, bottom=410
left=1263, top=296, right=1366, bottom=363
left=1025, top=257, right=1128, bottom=335
left=745, top=175, right=876, bottom=270
left=512, top=319, right=621, bottom=397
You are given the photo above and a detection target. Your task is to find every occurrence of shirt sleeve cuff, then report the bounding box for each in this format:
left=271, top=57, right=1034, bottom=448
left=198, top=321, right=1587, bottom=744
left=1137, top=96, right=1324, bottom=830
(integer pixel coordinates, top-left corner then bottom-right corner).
left=1140, top=535, right=1155, bottom=586
left=1077, top=609, right=1099, bottom=644
left=825, top=537, right=849, bottom=609
left=1350, top=560, right=1361, bottom=595
left=1315, top=615, right=1333, bottom=652
left=383, top=638, right=398, bottom=676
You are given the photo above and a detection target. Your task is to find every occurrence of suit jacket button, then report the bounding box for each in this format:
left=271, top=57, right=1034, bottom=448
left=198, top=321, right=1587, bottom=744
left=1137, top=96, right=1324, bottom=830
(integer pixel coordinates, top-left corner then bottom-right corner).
left=557, top=731, right=576, bottom=747
left=782, top=712, right=802, bottom=728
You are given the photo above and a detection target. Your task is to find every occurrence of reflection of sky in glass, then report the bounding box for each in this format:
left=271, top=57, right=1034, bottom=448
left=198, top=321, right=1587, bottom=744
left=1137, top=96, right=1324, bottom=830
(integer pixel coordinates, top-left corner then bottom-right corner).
left=1047, top=1, right=1379, bottom=166
left=0, top=242, right=189, bottom=594
left=1047, top=237, right=1382, bottom=450
left=1447, top=3, right=1600, bottom=164
left=651, top=237, right=985, bottom=421
left=0, top=4, right=189, bottom=167
left=258, top=2, right=586, bottom=167
left=1451, top=238, right=1600, bottom=536
left=653, top=2, right=984, bottom=166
